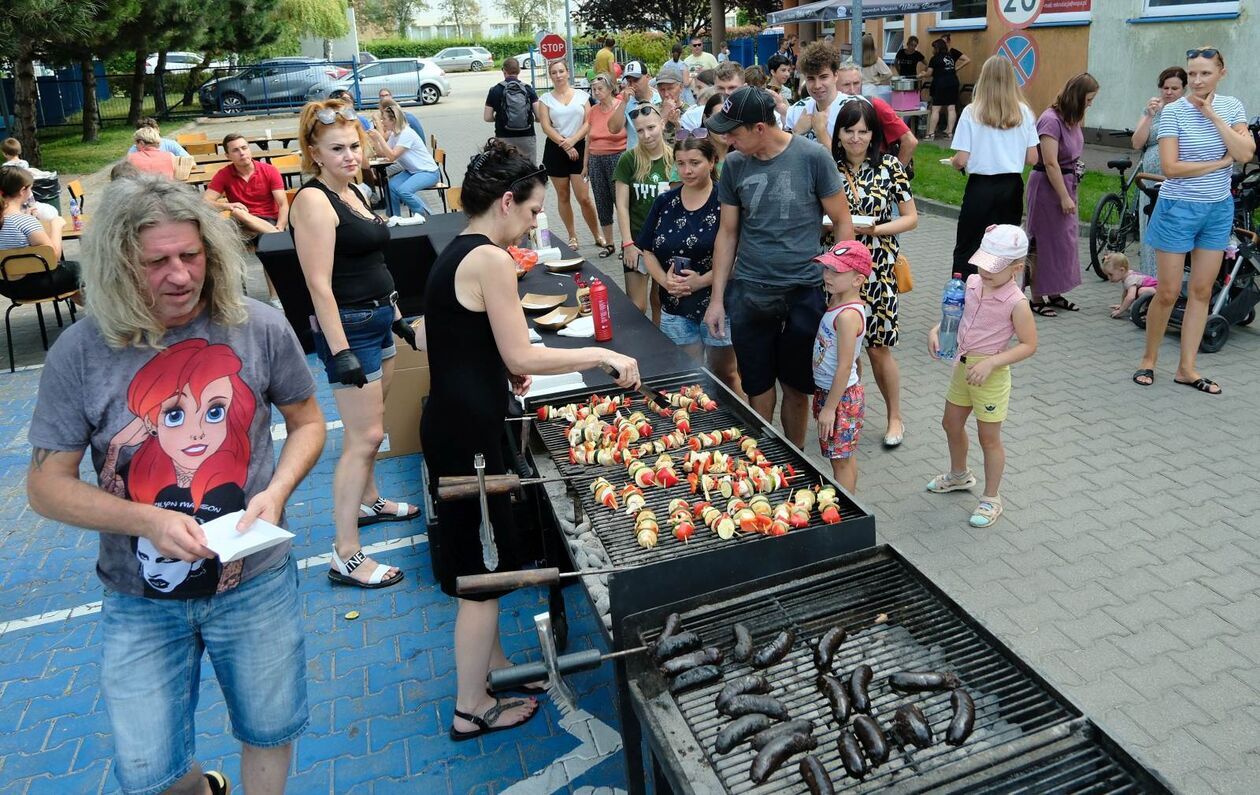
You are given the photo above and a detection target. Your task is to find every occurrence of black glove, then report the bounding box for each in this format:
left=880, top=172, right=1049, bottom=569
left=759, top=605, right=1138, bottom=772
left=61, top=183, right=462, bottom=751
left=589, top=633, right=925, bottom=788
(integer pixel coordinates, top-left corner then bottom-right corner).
left=392, top=318, right=418, bottom=351
left=332, top=349, right=367, bottom=388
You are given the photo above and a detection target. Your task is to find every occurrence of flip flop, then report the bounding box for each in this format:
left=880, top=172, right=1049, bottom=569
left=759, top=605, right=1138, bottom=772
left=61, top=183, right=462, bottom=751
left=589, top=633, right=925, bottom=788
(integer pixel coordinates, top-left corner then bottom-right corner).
left=1047, top=296, right=1080, bottom=311
left=450, top=697, right=538, bottom=741
left=1132, top=369, right=1154, bottom=386
left=1174, top=376, right=1221, bottom=395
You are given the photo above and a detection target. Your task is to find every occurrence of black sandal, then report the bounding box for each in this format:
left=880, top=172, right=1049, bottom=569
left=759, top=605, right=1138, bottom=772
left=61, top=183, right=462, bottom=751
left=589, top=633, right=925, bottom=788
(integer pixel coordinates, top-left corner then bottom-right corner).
left=1132, top=368, right=1154, bottom=386
left=1174, top=376, right=1222, bottom=395
left=1030, top=301, right=1058, bottom=317
left=598, top=242, right=616, bottom=258
left=1047, top=295, right=1080, bottom=311
left=450, top=697, right=538, bottom=741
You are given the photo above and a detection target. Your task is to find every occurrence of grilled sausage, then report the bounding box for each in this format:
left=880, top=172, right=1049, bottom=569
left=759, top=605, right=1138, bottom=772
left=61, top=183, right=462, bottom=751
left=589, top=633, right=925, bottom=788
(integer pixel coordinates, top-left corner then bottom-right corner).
left=837, top=728, right=868, bottom=779
left=660, top=647, right=723, bottom=676
left=715, top=674, right=770, bottom=713
left=815, top=674, right=851, bottom=724
left=659, top=612, right=683, bottom=642
left=893, top=703, right=933, bottom=749
left=652, top=631, right=701, bottom=664
left=887, top=670, right=961, bottom=693
left=721, top=694, right=790, bottom=721
left=731, top=623, right=753, bottom=662
left=852, top=714, right=889, bottom=766
left=813, top=626, right=846, bottom=672
left=798, top=754, right=835, bottom=795
left=750, top=732, right=817, bottom=784
left=750, top=719, right=814, bottom=751
left=946, top=688, right=975, bottom=746
left=715, top=713, right=773, bottom=754
left=669, top=664, right=721, bottom=694
left=750, top=629, right=796, bottom=669
left=848, top=664, right=873, bottom=713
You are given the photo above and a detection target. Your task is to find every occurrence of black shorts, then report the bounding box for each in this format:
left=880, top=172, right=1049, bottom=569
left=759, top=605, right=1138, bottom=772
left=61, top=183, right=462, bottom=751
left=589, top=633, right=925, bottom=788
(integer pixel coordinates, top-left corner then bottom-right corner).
left=726, top=279, right=824, bottom=397
left=931, top=79, right=960, bottom=107
left=542, top=138, right=586, bottom=178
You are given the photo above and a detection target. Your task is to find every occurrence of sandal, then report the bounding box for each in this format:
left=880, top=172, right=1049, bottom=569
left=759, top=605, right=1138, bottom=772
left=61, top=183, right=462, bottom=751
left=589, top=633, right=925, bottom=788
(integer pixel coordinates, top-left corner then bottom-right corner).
left=328, top=546, right=404, bottom=589
left=450, top=697, right=538, bottom=741
left=568, top=236, right=580, bottom=250
left=1174, top=376, right=1222, bottom=395
left=1047, top=295, right=1080, bottom=312
left=204, top=771, right=231, bottom=795
left=1132, top=368, right=1154, bottom=387
left=1030, top=301, right=1058, bottom=317
left=598, top=240, right=616, bottom=258
left=357, top=497, right=420, bottom=526
left=969, top=497, right=1003, bottom=528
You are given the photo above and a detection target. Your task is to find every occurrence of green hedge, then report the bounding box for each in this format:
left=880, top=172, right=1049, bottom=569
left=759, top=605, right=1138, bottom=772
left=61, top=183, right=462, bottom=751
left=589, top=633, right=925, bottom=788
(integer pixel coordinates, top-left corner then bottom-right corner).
left=366, top=36, right=537, bottom=61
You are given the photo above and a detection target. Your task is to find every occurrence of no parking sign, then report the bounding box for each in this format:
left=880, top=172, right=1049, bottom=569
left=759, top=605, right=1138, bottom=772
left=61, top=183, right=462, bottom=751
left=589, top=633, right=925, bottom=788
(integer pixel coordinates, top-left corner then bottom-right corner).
left=994, top=31, right=1040, bottom=88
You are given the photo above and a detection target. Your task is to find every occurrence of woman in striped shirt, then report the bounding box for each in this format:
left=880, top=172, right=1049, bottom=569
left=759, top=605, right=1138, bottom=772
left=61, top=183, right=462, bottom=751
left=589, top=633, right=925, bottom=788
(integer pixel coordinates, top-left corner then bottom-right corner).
left=1133, top=47, right=1254, bottom=395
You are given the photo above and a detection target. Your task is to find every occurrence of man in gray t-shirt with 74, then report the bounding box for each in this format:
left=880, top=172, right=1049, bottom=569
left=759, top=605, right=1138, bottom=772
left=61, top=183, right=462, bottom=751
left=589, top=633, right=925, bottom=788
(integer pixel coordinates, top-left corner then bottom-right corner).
left=704, top=86, right=853, bottom=447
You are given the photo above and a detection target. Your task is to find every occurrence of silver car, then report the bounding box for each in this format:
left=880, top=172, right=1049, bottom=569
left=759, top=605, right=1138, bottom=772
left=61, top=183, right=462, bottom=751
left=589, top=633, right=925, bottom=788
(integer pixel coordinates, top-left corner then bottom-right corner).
left=430, top=46, right=494, bottom=72
left=311, top=57, right=451, bottom=106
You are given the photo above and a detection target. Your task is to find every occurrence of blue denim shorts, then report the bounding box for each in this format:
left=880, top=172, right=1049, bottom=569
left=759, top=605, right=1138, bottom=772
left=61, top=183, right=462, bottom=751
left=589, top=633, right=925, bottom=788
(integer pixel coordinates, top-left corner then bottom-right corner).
left=312, top=303, right=397, bottom=387
left=1146, top=196, right=1234, bottom=254
left=100, top=556, right=308, bottom=795
left=659, top=312, right=733, bottom=348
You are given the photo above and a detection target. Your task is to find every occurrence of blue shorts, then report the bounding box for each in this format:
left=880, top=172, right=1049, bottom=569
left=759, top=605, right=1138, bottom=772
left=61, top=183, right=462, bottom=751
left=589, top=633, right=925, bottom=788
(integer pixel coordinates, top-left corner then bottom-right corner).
left=101, top=556, right=308, bottom=795
left=1146, top=196, right=1234, bottom=254
left=659, top=312, right=733, bottom=348
left=312, top=303, right=397, bottom=387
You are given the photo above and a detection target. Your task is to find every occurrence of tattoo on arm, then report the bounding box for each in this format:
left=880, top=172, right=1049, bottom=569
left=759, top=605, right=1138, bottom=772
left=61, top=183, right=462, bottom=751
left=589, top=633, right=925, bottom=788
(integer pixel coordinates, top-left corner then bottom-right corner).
left=30, top=447, right=54, bottom=470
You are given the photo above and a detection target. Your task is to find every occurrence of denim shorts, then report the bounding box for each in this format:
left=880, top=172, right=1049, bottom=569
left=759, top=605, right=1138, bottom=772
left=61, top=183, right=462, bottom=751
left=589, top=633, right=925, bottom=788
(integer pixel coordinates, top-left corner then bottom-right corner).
left=312, top=303, right=397, bottom=387
left=659, top=312, right=733, bottom=348
left=1146, top=196, right=1234, bottom=254
left=101, top=555, right=308, bottom=795
left=726, top=279, right=825, bottom=397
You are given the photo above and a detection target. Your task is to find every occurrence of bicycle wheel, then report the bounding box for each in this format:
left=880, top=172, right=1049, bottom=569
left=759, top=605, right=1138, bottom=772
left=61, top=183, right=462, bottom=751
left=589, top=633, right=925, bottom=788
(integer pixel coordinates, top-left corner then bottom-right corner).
left=1089, top=192, right=1125, bottom=280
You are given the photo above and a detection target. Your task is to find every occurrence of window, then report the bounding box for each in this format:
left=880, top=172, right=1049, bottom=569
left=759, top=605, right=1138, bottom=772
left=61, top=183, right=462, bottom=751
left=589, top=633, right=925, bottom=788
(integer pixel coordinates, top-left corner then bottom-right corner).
left=1142, top=0, right=1238, bottom=15
left=937, top=0, right=986, bottom=26
left=883, top=21, right=904, bottom=61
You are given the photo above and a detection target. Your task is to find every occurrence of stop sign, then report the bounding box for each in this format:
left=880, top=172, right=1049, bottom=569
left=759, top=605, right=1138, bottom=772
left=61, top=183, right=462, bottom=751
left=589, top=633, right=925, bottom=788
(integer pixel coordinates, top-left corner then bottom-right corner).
left=539, top=33, right=567, bottom=61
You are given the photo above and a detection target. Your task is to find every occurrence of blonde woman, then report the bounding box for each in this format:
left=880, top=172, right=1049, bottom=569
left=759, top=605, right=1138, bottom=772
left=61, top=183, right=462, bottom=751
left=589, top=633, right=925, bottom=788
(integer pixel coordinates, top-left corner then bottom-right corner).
left=860, top=33, right=892, bottom=88
left=289, top=100, right=420, bottom=589
left=366, top=98, right=440, bottom=217
left=126, top=127, right=176, bottom=178
left=537, top=59, right=606, bottom=250
left=614, top=106, right=673, bottom=319
left=947, top=56, right=1040, bottom=277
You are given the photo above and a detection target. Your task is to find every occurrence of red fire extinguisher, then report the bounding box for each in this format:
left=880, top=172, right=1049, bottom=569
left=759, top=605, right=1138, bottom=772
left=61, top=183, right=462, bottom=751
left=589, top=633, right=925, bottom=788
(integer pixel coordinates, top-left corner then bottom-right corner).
left=590, top=278, right=613, bottom=341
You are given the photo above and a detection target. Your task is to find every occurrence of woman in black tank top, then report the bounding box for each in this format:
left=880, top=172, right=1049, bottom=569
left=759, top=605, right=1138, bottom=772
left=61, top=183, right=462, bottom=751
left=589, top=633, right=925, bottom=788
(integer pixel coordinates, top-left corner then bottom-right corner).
left=422, top=139, right=640, bottom=740
left=289, top=100, right=420, bottom=591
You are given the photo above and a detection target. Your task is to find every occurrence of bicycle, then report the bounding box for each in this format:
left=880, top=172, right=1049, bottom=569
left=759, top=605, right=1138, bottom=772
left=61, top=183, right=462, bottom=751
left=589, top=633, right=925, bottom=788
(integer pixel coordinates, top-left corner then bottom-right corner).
left=1087, top=132, right=1163, bottom=280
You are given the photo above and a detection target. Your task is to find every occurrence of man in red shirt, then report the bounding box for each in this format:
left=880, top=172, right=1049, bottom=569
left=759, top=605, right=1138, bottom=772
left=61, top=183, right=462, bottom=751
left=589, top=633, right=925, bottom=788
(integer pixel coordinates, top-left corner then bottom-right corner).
left=204, top=134, right=288, bottom=238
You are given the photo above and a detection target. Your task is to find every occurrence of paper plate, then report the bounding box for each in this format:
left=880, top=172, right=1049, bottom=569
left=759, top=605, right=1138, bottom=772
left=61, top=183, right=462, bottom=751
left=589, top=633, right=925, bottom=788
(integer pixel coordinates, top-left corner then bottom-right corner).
left=534, top=305, right=581, bottom=329
left=521, top=293, right=567, bottom=312
left=545, top=257, right=585, bottom=273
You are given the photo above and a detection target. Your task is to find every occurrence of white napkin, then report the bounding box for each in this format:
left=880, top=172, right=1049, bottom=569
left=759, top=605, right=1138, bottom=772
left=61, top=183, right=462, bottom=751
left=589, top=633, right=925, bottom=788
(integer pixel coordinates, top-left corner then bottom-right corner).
left=557, top=315, right=595, bottom=338
left=201, top=510, right=294, bottom=563
left=528, top=328, right=542, bottom=342
left=387, top=215, right=426, bottom=227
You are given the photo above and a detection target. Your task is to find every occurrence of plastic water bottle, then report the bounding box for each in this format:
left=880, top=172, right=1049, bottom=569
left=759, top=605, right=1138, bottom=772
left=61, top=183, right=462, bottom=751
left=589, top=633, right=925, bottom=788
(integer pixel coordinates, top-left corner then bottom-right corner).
left=535, top=210, right=551, bottom=249
left=69, top=198, right=82, bottom=231
left=937, top=272, right=966, bottom=361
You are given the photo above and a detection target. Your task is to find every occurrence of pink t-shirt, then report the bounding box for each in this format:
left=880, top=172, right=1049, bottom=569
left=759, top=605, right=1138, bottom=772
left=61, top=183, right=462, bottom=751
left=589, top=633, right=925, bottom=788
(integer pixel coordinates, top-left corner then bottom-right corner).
left=956, top=274, right=1024, bottom=360
left=126, top=148, right=176, bottom=178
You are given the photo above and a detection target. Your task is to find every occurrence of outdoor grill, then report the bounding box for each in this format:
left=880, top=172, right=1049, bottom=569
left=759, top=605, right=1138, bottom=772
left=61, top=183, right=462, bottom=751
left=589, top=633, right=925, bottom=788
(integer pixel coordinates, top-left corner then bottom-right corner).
left=619, top=546, right=1174, bottom=794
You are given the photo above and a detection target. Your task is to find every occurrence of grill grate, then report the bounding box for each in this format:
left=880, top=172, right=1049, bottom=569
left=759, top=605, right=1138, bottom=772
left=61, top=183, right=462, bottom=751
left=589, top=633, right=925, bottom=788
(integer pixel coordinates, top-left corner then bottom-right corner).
left=624, top=549, right=1166, bottom=794
left=529, top=370, right=866, bottom=570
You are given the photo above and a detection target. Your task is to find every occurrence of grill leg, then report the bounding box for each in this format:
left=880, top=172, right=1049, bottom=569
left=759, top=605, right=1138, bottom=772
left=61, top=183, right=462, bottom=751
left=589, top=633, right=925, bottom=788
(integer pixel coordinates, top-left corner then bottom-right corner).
left=616, top=658, right=648, bottom=795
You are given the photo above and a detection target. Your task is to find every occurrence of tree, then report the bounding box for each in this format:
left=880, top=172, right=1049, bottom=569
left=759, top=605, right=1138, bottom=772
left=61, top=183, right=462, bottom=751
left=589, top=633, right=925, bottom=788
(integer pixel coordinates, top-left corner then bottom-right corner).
left=40, top=0, right=142, bottom=143
left=575, top=0, right=776, bottom=37
left=499, top=0, right=551, bottom=33
left=276, top=0, right=350, bottom=60
left=354, top=0, right=427, bottom=37
left=439, top=0, right=483, bottom=37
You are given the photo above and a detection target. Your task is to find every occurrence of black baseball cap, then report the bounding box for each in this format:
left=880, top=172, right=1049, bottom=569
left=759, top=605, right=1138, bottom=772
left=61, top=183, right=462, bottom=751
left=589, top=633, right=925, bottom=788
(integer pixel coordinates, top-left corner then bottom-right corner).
left=704, top=86, right=776, bottom=133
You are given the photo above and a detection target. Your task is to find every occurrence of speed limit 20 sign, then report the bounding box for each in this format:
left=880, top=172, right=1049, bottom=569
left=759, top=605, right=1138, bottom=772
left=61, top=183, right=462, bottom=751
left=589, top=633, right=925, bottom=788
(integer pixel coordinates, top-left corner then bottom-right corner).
left=994, top=0, right=1042, bottom=28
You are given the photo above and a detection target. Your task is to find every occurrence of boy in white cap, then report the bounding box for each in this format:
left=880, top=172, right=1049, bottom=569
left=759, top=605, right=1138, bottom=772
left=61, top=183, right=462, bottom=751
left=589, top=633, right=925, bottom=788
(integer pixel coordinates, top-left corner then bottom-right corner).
left=927, top=224, right=1038, bottom=527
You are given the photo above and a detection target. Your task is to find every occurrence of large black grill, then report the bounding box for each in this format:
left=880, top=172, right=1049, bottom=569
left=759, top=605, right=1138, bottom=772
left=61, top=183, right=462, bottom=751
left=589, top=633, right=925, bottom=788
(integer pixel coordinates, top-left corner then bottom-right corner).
left=621, top=546, right=1173, bottom=794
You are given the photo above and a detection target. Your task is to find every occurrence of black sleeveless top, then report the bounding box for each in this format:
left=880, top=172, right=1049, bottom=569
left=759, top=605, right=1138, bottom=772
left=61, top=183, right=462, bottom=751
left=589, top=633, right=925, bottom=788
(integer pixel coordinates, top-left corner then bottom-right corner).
left=294, top=179, right=393, bottom=306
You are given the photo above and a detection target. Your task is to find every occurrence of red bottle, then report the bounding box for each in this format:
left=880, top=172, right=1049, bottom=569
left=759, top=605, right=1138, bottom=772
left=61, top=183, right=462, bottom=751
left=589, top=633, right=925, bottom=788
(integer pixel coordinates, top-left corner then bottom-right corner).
left=590, top=278, right=613, bottom=341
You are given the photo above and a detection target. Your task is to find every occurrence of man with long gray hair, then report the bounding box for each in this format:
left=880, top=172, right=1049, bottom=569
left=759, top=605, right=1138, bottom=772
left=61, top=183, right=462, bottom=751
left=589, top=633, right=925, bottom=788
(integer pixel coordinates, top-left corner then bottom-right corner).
left=25, top=175, right=325, bottom=795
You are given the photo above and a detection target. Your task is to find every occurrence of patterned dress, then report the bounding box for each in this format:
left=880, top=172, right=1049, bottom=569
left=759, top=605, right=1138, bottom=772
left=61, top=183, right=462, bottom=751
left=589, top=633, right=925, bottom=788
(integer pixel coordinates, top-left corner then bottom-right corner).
left=837, top=153, right=913, bottom=347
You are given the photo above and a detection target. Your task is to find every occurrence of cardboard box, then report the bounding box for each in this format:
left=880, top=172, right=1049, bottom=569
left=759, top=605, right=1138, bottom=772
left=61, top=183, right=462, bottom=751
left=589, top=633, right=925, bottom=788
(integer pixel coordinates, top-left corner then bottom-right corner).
left=378, top=321, right=429, bottom=460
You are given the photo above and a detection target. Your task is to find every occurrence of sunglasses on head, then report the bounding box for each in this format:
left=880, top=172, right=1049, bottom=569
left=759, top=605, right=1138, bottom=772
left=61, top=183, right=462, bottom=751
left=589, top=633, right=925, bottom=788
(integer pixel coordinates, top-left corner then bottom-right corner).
left=630, top=105, right=660, bottom=119
left=314, top=106, right=358, bottom=125
left=1186, top=48, right=1220, bottom=60
left=677, top=127, right=709, bottom=140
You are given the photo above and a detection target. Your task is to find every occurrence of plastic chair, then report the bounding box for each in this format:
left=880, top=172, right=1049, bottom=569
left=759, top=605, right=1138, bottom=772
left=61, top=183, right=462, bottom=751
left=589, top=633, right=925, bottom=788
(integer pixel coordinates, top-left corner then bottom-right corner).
left=431, top=148, right=452, bottom=212
left=0, top=245, right=78, bottom=372
left=446, top=186, right=462, bottom=212
left=176, top=132, right=209, bottom=145
left=183, top=141, right=218, bottom=156
left=66, top=180, right=85, bottom=213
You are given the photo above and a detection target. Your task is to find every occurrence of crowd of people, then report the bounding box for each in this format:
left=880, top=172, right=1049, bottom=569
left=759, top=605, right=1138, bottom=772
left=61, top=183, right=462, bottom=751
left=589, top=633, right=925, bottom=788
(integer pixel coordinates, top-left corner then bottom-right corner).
left=8, top=33, right=1253, bottom=795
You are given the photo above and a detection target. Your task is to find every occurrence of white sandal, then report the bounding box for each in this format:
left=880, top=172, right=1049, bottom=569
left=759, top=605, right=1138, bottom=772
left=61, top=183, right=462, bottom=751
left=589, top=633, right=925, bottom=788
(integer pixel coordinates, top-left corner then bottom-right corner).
left=357, top=497, right=420, bottom=526
left=328, top=546, right=404, bottom=589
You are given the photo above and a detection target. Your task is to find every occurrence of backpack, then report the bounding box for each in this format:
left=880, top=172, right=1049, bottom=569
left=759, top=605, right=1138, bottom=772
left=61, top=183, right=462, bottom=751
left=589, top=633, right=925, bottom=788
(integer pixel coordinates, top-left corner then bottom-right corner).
left=500, top=80, right=532, bottom=132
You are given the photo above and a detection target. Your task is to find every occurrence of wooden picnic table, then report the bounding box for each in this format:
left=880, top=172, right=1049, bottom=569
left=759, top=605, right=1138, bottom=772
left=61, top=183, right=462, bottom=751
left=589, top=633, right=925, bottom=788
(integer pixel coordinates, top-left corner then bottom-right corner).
left=215, top=133, right=299, bottom=152
left=194, top=149, right=299, bottom=165
left=185, top=163, right=305, bottom=188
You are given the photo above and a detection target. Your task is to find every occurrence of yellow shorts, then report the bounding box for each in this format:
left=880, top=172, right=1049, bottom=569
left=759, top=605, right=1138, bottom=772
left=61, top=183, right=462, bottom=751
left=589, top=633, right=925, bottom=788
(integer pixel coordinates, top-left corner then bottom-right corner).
left=945, top=354, right=1011, bottom=423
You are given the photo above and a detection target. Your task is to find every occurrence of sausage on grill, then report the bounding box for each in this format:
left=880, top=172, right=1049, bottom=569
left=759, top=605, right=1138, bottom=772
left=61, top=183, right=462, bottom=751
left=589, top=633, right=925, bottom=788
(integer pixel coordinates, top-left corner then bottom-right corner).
left=715, top=674, right=770, bottom=713
left=750, top=629, right=796, bottom=668
left=813, top=626, right=846, bottom=671
left=893, top=703, right=934, bottom=749
left=668, top=664, right=722, bottom=694
left=731, top=623, right=753, bottom=662
left=652, top=631, right=701, bottom=664
left=852, top=714, right=889, bottom=766
left=815, top=674, right=851, bottom=724
left=720, top=694, right=790, bottom=721
left=714, top=713, right=774, bottom=754
left=946, top=688, right=975, bottom=746
left=887, top=670, right=961, bottom=693
left=750, top=732, right=817, bottom=784
left=799, top=754, right=835, bottom=795
left=750, top=719, right=814, bottom=751
left=658, top=612, right=683, bottom=642
left=660, top=647, right=723, bottom=677
left=848, top=664, right=873, bottom=713
left=837, top=728, right=868, bottom=779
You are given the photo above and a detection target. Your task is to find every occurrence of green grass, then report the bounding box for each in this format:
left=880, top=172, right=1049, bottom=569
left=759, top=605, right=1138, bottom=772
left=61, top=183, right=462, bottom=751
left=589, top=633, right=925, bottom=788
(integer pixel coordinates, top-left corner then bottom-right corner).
left=911, top=141, right=1112, bottom=223
left=34, top=125, right=138, bottom=176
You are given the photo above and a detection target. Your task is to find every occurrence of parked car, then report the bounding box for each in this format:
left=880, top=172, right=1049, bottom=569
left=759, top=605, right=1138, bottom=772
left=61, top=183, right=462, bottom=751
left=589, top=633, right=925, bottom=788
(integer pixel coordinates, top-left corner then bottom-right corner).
left=430, top=46, right=494, bottom=72
left=510, top=51, right=540, bottom=70
left=146, top=51, right=231, bottom=74
left=309, top=57, right=451, bottom=106
left=199, top=57, right=349, bottom=114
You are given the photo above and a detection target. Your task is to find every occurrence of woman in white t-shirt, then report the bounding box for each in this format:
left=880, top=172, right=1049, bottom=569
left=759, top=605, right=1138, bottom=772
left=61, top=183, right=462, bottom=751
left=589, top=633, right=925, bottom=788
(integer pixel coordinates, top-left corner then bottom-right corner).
left=367, top=99, right=441, bottom=217
left=0, top=167, right=81, bottom=304
left=947, top=56, right=1040, bottom=278
left=538, top=59, right=604, bottom=250
left=1134, top=46, right=1253, bottom=395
